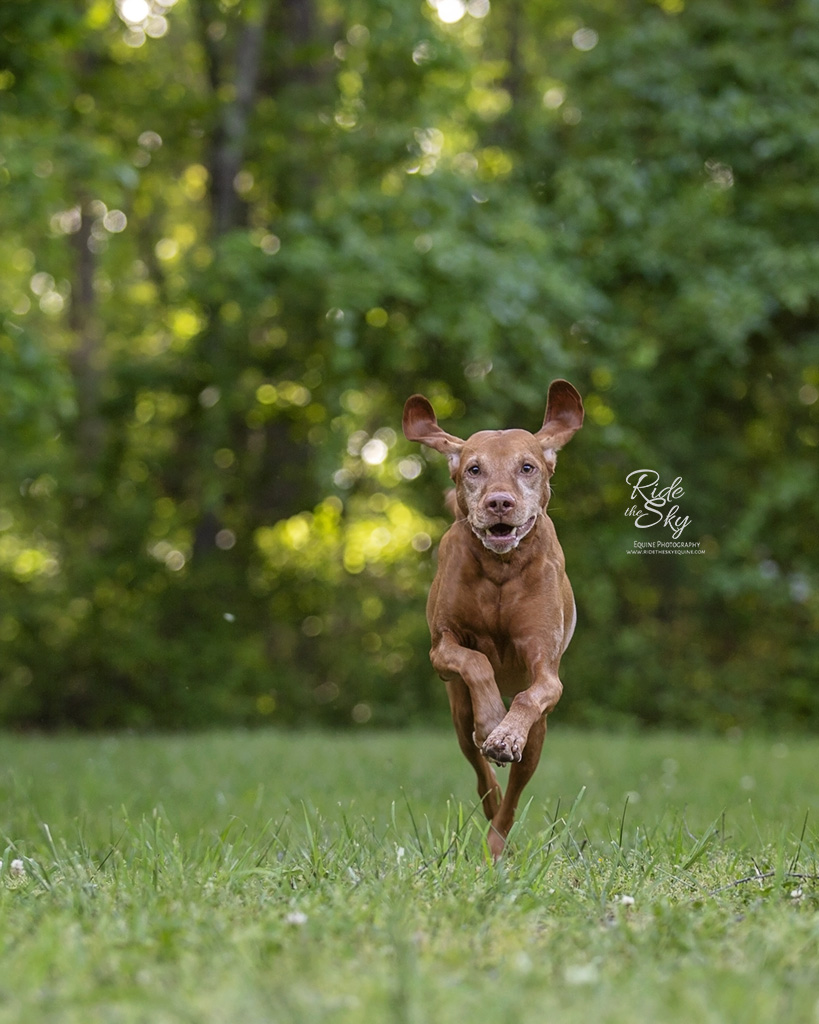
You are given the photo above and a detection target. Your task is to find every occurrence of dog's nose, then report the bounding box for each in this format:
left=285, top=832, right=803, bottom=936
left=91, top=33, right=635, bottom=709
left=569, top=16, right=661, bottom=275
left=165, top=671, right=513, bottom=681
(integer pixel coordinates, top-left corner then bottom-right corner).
left=484, top=492, right=516, bottom=515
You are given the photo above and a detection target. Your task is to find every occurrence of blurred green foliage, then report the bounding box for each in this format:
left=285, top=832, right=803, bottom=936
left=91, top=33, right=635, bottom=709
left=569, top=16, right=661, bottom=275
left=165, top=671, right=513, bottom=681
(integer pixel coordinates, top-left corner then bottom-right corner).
left=0, top=0, right=817, bottom=730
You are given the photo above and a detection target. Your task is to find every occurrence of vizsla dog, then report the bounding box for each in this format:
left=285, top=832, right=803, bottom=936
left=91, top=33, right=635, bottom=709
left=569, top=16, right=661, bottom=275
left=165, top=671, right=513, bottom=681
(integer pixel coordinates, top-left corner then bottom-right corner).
left=403, top=381, right=584, bottom=860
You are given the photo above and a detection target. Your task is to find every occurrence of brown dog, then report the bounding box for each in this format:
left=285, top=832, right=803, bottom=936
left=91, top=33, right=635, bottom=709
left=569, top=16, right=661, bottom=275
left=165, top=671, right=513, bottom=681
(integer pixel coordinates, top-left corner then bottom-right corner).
left=403, top=381, right=584, bottom=859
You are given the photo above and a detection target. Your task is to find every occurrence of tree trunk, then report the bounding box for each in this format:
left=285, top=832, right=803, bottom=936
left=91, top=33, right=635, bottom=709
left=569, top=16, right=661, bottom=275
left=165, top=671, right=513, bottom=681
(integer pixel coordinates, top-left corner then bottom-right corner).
left=196, top=1, right=270, bottom=236
left=67, top=203, right=106, bottom=471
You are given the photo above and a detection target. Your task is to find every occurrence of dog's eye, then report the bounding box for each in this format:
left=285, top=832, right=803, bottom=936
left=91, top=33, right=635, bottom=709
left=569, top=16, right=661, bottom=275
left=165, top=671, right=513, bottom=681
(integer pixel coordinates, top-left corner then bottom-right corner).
left=521, top=463, right=535, bottom=474
left=466, top=464, right=481, bottom=476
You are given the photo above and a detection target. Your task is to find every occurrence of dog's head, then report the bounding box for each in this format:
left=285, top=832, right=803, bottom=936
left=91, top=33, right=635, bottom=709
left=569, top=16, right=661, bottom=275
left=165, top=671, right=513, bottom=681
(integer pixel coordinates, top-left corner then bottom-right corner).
left=402, top=381, right=584, bottom=555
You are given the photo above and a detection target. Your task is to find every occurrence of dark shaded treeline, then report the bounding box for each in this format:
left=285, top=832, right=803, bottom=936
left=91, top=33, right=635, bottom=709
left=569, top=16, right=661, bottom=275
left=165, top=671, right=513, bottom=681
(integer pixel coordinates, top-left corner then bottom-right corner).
left=0, top=0, right=817, bottom=730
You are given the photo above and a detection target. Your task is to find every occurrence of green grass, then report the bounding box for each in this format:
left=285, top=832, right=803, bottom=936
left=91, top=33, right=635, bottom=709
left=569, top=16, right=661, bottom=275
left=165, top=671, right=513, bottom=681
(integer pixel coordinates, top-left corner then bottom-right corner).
left=1, top=728, right=818, bottom=1023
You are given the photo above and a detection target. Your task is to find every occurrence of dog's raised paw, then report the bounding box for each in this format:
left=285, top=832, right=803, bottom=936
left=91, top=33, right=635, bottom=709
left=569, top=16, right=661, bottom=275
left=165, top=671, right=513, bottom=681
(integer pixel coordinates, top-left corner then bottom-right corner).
left=481, top=731, right=524, bottom=765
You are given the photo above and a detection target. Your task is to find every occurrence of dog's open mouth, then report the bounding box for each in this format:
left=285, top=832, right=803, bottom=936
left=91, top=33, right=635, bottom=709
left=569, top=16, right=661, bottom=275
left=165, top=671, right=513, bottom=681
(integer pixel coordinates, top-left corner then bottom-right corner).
left=475, top=515, right=537, bottom=552
left=488, top=523, right=515, bottom=538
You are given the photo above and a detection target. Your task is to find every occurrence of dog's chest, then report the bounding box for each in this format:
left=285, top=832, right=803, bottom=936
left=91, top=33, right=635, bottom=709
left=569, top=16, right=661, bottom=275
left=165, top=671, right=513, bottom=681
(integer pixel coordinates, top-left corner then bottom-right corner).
left=459, top=577, right=526, bottom=672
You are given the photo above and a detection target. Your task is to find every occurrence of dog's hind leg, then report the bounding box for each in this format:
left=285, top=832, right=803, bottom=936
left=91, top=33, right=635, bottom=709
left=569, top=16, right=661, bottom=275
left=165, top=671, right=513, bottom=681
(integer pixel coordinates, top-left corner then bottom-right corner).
left=445, top=678, right=502, bottom=822
left=487, top=713, right=547, bottom=860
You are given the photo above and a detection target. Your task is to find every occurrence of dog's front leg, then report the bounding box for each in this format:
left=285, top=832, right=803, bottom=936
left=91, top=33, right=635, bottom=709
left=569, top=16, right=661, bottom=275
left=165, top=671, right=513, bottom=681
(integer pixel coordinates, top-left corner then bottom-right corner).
left=481, top=648, right=564, bottom=766
left=431, top=630, right=507, bottom=747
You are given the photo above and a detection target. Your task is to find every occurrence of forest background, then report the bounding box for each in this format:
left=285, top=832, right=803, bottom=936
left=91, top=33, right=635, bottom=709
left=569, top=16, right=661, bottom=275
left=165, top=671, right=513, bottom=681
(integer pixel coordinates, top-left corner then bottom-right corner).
left=0, top=0, right=817, bottom=732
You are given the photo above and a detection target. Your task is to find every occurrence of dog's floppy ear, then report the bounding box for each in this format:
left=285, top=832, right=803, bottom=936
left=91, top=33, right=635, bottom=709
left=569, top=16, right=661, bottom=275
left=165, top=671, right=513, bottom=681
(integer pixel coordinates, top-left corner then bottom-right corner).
left=403, top=395, right=465, bottom=476
left=535, top=380, right=584, bottom=460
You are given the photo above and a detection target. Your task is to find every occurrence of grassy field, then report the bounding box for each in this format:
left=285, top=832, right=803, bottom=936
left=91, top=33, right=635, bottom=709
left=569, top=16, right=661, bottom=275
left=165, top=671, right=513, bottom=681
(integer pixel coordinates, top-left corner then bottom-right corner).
left=1, top=727, right=818, bottom=1023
